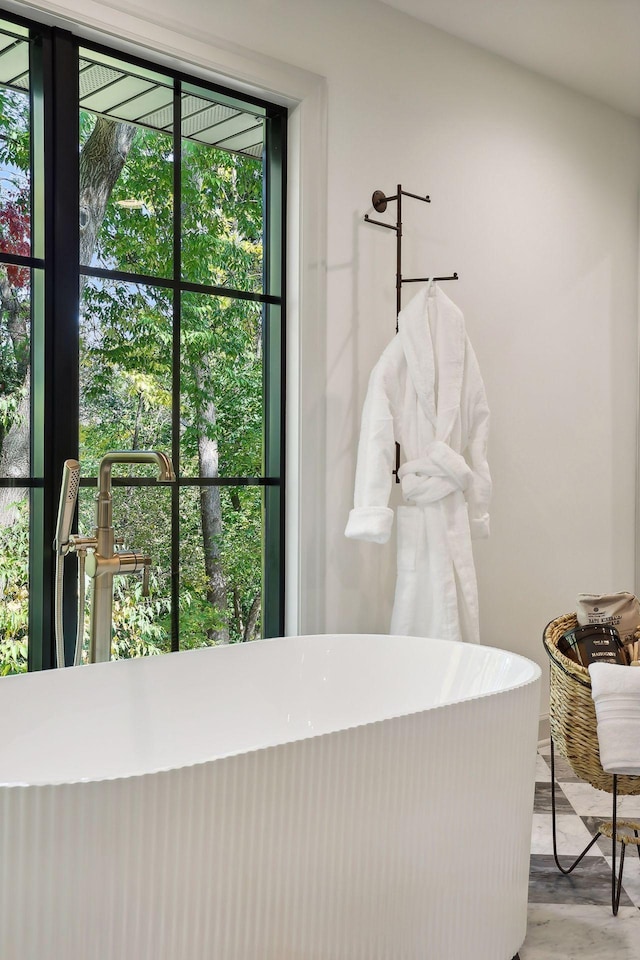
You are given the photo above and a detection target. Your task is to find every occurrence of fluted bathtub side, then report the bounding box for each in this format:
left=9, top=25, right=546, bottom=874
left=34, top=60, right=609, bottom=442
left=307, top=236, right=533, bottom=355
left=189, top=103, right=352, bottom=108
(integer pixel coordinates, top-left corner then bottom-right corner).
left=1, top=659, right=540, bottom=960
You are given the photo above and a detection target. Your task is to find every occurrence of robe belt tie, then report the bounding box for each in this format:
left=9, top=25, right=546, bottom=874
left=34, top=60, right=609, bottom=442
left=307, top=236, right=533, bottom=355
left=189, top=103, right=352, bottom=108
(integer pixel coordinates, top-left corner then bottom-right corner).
left=398, top=441, right=472, bottom=505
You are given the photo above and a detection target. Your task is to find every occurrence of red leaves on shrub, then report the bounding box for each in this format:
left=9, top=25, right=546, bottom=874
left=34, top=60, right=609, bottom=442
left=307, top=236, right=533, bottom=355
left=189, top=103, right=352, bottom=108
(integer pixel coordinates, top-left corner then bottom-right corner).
left=0, top=198, right=30, bottom=288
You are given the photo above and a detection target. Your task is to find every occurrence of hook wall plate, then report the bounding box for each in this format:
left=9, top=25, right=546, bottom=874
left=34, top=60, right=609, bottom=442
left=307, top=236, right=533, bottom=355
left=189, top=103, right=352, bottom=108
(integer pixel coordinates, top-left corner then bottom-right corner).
left=372, top=190, right=388, bottom=213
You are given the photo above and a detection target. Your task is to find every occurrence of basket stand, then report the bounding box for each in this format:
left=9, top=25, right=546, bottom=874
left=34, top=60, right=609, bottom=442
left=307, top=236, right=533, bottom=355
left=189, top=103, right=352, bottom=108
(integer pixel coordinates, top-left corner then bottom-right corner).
left=543, top=613, right=640, bottom=914
left=550, top=737, right=640, bottom=915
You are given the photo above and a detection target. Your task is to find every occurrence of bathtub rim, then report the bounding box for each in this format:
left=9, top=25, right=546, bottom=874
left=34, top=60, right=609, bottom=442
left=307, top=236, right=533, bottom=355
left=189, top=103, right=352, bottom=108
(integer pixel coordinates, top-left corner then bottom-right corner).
left=0, top=634, right=541, bottom=789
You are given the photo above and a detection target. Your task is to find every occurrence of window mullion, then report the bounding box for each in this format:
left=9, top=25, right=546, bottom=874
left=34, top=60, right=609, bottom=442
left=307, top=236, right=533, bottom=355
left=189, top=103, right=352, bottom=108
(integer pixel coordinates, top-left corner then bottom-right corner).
left=262, top=109, right=287, bottom=638
left=171, top=78, right=182, bottom=651
left=39, top=28, right=80, bottom=670
left=27, top=30, right=46, bottom=670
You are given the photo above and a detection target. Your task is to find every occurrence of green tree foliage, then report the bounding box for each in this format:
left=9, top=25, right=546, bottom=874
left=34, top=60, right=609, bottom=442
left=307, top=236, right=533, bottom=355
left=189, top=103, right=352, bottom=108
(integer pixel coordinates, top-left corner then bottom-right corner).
left=0, top=86, right=268, bottom=672
left=0, top=497, right=28, bottom=674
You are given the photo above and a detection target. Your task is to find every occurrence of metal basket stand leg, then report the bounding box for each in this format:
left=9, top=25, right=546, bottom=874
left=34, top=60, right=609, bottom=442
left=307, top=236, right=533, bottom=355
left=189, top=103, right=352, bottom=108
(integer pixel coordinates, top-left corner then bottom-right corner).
left=550, top=737, right=602, bottom=874
left=550, top=741, right=637, bottom=915
left=612, top=776, right=623, bottom=916
left=595, top=780, right=640, bottom=916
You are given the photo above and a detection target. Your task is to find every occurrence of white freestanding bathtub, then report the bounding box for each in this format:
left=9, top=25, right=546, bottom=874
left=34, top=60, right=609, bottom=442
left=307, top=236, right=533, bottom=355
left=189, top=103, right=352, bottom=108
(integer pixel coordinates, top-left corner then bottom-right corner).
left=0, top=634, right=540, bottom=960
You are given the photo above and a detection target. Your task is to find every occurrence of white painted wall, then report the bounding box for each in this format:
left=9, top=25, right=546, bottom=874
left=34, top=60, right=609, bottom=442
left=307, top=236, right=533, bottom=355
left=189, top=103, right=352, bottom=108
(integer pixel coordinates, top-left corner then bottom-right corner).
left=15, top=0, right=640, bottom=725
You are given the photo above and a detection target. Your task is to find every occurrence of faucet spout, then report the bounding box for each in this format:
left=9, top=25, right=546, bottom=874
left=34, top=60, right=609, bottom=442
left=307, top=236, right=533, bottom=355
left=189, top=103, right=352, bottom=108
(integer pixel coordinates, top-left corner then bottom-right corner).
left=95, top=451, right=175, bottom=528
left=98, top=450, right=176, bottom=496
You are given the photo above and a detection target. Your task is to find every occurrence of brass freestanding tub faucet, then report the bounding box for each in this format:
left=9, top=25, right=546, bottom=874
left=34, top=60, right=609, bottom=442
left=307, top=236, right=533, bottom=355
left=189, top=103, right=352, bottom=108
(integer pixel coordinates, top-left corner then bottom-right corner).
left=85, top=451, right=175, bottom=664
left=53, top=450, right=175, bottom=667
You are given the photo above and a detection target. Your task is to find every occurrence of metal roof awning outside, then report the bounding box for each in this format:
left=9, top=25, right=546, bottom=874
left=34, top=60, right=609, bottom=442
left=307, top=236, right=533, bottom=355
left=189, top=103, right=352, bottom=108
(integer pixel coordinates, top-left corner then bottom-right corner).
left=0, top=32, right=29, bottom=92
left=0, top=31, right=265, bottom=160
left=78, top=56, right=265, bottom=159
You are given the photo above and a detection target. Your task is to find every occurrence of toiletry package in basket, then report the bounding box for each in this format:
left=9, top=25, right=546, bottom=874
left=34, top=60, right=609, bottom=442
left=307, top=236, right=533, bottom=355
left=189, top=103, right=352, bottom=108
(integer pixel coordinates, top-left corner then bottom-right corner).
left=576, top=591, right=640, bottom=646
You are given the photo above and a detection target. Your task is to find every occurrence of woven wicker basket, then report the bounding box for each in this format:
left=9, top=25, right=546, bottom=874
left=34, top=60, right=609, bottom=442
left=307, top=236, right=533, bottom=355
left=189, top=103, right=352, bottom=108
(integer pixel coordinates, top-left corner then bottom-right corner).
left=543, top=612, right=640, bottom=795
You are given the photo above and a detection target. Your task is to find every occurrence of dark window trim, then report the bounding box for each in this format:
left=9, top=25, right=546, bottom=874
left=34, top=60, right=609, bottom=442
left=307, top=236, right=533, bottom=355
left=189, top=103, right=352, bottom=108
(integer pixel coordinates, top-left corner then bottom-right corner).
left=0, top=10, right=286, bottom=668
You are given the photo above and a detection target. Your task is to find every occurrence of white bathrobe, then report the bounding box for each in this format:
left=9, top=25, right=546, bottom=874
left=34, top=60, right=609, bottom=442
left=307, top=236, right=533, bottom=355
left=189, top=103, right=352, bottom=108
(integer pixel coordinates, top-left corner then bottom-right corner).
left=345, top=282, right=491, bottom=644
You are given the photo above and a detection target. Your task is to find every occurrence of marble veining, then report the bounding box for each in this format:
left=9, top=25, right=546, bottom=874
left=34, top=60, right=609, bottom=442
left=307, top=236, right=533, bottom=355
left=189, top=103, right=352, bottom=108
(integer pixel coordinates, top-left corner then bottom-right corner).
left=522, top=905, right=640, bottom=960
left=532, top=780, right=574, bottom=814
left=530, top=813, right=600, bottom=857
left=560, top=781, right=640, bottom=818
left=527, top=855, right=633, bottom=907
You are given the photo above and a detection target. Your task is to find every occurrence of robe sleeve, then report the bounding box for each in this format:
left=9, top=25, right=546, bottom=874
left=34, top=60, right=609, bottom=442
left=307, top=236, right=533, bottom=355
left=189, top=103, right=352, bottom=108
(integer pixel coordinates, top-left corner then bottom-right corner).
left=345, top=352, right=397, bottom=544
left=464, top=340, right=492, bottom=540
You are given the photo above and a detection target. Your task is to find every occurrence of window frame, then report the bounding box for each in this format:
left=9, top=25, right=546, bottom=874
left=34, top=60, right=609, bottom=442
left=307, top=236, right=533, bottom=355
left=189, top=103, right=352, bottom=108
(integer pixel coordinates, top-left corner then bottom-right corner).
left=0, top=14, right=287, bottom=670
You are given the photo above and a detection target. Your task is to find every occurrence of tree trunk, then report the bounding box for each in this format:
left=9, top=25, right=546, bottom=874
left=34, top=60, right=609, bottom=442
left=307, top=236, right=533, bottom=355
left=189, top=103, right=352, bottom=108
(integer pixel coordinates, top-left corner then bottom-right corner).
left=243, top=594, right=261, bottom=642
left=194, top=365, right=229, bottom=645
left=1, top=273, right=28, bottom=382
left=0, top=372, right=29, bottom=525
left=79, top=119, right=137, bottom=267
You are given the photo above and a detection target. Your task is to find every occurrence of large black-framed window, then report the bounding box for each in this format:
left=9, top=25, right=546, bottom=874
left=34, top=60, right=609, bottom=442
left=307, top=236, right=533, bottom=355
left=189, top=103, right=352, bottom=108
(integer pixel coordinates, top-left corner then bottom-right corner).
left=0, top=13, right=286, bottom=672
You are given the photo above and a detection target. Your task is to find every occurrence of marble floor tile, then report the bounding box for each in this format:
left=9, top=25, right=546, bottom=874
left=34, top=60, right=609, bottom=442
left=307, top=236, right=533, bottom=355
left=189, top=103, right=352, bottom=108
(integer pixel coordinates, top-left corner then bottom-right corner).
left=535, top=753, right=551, bottom=783
left=538, top=742, right=551, bottom=757
left=531, top=813, right=600, bottom=857
left=525, top=749, right=640, bottom=953
left=533, top=781, right=574, bottom=814
left=520, top=903, right=640, bottom=960
left=561, top=781, right=640, bottom=818
left=548, top=752, right=582, bottom=782
left=601, top=851, right=640, bottom=908
left=528, top=854, right=634, bottom=906
left=617, top=792, right=640, bottom=816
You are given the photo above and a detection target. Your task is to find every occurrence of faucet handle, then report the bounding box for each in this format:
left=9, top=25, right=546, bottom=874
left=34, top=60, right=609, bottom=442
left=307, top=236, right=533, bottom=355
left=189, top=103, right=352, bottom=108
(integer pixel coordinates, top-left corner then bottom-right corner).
left=68, top=534, right=98, bottom=554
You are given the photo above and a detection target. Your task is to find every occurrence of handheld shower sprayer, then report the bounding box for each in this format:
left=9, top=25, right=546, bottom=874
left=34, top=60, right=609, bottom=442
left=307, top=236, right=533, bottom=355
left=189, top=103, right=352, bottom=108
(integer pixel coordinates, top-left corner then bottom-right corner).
left=54, top=459, right=83, bottom=668
left=55, top=459, right=80, bottom=555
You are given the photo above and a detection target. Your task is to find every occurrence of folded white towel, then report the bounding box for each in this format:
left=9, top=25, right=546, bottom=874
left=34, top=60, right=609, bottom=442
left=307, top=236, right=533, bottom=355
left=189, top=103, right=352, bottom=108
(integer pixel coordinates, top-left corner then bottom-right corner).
left=588, top=662, right=640, bottom=775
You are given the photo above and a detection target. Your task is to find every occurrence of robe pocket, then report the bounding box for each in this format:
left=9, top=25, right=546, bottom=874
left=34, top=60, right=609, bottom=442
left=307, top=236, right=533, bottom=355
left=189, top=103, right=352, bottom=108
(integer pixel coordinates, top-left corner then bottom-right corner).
left=396, top=505, right=418, bottom=572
